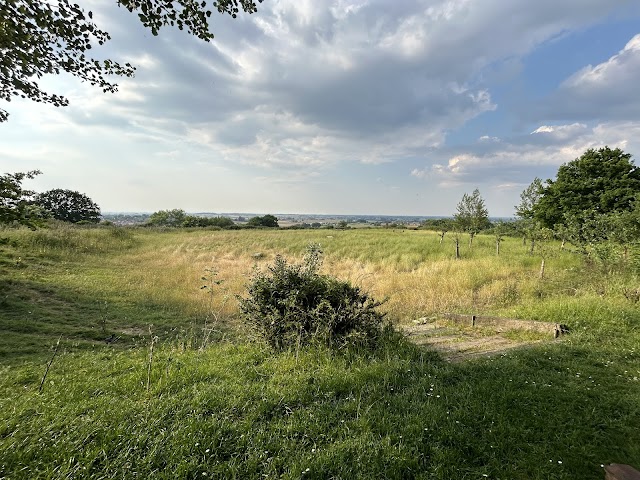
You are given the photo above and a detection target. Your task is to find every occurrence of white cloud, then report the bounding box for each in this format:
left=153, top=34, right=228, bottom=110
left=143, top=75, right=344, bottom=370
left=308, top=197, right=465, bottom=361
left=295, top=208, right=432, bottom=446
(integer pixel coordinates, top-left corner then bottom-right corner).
left=563, top=34, right=640, bottom=89
left=15, top=0, right=627, bottom=172
left=418, top=121, right=640, bottom=188
left=530, top=123, right=588, bottom=139
left=3, top=0, right=640, bottom=216
left=539, top=33, right=640, bottom=121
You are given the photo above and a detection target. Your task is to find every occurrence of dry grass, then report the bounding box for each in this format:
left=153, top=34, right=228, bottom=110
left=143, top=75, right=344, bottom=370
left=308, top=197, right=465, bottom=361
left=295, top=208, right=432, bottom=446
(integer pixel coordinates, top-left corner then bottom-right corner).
left=65, top=228, right=580, bottom=329
left=2, top=225, right=587, bottom=340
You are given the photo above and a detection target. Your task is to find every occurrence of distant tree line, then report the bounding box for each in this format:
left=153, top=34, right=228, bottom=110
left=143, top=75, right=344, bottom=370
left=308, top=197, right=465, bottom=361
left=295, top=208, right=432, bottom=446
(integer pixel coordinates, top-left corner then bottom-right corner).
left=145, top=209, right=236, bottom=228
left=145, top=210, right=281, bottom=229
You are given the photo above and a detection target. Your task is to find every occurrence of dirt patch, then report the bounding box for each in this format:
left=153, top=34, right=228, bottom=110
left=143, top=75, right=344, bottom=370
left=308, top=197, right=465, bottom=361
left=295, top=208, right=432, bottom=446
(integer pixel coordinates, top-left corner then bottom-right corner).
left=401, top=319, right=552, bottom=362
left=117, top=327, right=148, bottom=337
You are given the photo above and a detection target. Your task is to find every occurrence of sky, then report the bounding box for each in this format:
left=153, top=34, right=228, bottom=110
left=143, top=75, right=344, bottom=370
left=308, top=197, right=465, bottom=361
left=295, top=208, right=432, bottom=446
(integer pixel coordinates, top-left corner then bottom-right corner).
left=2, top=0, right=640, bottom=217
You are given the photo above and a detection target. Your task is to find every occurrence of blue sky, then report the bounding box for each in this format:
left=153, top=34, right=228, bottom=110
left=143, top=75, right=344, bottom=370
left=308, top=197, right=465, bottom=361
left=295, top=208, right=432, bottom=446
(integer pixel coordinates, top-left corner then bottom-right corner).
left=2, top=0, right=640, bottom=216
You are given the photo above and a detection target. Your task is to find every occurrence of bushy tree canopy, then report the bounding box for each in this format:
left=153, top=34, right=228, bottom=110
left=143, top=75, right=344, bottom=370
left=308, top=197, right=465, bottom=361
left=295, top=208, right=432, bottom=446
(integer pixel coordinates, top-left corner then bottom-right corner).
left=454, top=188, right=490, bottom=241
left=247, top=214, right=279, bottom=228
left=147, top=209, right=235, bottom=228
left=35, top=189, right=101, bottom=223
left=0, top=170, right=42, bottom=227
left=0, top=0, right=262, bottom=122
left=146, top=209, right=187, bottom=227
left=183, top=215, right=235, bottom=228
left=534, top=147, right=640, bottom=228
left=515, top=177, right=543, bottom=221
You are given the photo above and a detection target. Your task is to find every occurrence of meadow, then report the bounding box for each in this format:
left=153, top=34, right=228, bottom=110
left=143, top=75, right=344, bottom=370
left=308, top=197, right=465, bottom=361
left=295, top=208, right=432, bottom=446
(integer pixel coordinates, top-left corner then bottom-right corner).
left=0, top=224, right=639, bottom=478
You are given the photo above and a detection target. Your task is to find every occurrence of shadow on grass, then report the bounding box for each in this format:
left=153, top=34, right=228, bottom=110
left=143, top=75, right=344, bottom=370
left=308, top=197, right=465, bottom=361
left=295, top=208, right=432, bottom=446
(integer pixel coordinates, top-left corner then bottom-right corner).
left=0, top=276, right=231, bottom=365
left=1, top=334, right=638, bottom=479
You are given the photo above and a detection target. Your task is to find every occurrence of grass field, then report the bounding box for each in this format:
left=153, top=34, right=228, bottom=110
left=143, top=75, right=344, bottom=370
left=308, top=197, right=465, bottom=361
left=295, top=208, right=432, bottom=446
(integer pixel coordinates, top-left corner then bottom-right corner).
left=1, top=225, right=639, bottom=478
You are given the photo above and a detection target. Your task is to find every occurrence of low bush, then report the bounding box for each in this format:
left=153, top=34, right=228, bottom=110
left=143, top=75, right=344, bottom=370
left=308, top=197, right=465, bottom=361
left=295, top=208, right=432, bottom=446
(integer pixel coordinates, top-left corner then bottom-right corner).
left=239, top=244, right=386, bottom=350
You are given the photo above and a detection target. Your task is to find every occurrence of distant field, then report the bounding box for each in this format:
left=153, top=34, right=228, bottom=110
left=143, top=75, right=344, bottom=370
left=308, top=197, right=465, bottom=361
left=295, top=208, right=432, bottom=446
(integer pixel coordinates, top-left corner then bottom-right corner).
left=1, top=225, right=639, bottom=478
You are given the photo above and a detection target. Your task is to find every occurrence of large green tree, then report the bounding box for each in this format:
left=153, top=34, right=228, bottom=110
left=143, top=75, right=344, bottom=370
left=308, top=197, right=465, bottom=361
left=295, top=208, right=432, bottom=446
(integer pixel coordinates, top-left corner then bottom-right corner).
left=0, top=0, right=263, bottom=122
left=0, top=170, right=42, bottom=227
left=534, top=147, right=640, bottom=229
left=35, top=188, right=101, bottom=223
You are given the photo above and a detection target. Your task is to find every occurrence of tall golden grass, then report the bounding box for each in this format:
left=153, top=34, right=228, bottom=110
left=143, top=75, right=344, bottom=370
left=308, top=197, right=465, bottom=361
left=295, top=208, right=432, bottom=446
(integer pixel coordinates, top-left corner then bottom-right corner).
left=7, top=225, right=601, bottom=329
left=64, top=228, right=586, bottom=324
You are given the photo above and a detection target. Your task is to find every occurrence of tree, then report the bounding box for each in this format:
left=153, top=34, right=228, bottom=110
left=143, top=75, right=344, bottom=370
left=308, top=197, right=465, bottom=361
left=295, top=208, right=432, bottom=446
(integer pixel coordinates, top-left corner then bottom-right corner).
left=1, top=0, right=263, bottom=122
left=247, top=214, right=279, bottom=228
left=606, top=204, right=640, bottom=261
left=534, top=147, right=640, bottom=229
left=454, top=188, right=490, bottom=247
left=421, top=218, right=454, bottom=244
left=515, top=177, right=544, bottom=254
left=146, top=209, right=187, bottom=227
left=35, top=189, right=101, bottom=223
left=493, top=221, right=509, bottom=256
left=0, top=170, right=42, bottom=227
left=515, top=177, right=543, bottom=220
left=183, top=215, right=235, bottom=228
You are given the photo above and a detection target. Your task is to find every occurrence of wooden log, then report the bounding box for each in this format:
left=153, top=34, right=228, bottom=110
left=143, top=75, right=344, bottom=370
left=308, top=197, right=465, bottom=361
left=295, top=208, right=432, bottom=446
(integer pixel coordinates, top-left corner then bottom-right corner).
left=440, top=313, right=569, bottom=337
left=605, top=464, right=640, bottom=480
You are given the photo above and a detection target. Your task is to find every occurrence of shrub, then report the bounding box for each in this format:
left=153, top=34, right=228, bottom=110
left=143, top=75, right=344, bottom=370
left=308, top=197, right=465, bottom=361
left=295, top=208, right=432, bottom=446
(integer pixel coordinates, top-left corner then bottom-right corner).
left=239, top=245, right=386, bottom=351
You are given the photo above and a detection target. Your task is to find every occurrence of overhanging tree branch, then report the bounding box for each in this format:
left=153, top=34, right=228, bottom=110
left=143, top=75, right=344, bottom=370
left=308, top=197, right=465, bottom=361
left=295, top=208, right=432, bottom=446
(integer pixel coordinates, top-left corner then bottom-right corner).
left=0, top=0, right=263, bottom=122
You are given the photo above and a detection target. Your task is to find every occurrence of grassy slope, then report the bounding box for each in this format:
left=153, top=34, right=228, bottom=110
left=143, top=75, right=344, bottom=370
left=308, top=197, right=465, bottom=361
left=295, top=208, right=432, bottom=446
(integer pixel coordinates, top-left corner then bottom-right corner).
left=1, top=225, right=639, bottom=479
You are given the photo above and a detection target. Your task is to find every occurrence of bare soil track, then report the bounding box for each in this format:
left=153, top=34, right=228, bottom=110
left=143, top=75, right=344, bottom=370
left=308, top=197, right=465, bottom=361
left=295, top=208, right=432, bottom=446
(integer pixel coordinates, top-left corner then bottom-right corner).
left=401, top=317, right=561, bottom=362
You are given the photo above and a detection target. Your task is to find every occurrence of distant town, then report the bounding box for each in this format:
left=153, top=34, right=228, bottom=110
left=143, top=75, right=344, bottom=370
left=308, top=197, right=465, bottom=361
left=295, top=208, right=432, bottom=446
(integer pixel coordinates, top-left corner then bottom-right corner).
left=102, top=212, right=454, bottom=228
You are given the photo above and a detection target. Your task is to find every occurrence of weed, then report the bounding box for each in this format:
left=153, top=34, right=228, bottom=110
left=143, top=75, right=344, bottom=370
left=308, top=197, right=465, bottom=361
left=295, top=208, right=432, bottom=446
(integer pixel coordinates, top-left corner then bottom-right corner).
left=199, top=266, right=228, bottom=348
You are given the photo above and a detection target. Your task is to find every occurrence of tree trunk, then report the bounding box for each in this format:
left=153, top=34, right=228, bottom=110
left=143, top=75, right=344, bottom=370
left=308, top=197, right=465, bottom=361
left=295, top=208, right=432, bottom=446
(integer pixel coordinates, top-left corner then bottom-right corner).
left=539, top=258, right=545, bottom=279
left=496, top=239, right=500, bottom=256
left=560, top=238, right=565, bottom=250
left=529, top=238, right=535, bottom=255
left=439, top=231, right=446, bottom=244
left=455, top=237, right=460, bottom=259
left=469, top=232, right=475, bottom=248
left=522, top=235, right=526, bottom=246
